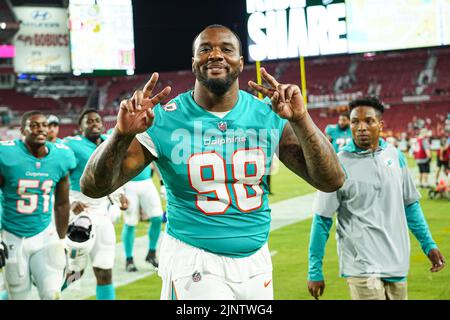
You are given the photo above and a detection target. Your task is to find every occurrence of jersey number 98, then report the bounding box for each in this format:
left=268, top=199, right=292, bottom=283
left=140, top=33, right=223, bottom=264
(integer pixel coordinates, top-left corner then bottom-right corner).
left=188, top=148, right=266, bottom=215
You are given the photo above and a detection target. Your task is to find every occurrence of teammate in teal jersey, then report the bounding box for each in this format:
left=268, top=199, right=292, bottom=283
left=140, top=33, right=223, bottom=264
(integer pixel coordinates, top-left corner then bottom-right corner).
left=63, top=109, right=127, bottom=300
left=325, top=112, right=352, bottom=153
left=80, top=24, right=345, bottom=300
left=47, top=114, right=63, bottom=144
left=120, top=163, right=165, bottom=272
left=0, top=190, right=8, bottom=300
left=0, top=190, right=5, bottom=265
left=106, top=128, right=165, bottom=272
left=0, top=111, right=75, bottom=300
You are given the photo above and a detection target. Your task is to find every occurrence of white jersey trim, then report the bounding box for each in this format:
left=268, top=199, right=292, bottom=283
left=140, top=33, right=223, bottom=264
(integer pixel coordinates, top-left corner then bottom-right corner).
left=136, top=132, right=158, bottom=158
left=206, top=110, right=231, bottom=119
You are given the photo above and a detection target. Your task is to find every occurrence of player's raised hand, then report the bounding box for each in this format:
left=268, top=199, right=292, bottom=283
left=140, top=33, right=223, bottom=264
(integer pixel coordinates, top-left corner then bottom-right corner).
left=249, top=68, right=307, bottom=122
left=116, top=72, right=171, bottom=136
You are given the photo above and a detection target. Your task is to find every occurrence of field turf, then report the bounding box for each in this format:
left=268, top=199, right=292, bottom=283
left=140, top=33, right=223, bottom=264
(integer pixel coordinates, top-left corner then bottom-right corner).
left=102, top=153, right=450, bottom=300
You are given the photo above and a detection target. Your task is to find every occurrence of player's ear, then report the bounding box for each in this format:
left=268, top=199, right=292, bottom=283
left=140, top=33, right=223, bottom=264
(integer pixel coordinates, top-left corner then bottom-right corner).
left=239, top=56, right=244, bottom=72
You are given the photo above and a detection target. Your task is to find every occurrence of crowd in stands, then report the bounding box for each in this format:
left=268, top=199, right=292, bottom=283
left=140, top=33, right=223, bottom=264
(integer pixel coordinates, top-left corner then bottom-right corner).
left=1, top=47, right=449, bottom=149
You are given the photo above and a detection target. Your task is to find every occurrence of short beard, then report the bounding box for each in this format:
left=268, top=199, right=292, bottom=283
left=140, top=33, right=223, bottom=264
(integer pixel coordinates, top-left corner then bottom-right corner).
left=194, top=67, right=240, bottom=96
left=25, top=136, right=46, bottom=149
left=85, top=132, right=101, bottom=143
left=355, top=140, right=371, bottom=149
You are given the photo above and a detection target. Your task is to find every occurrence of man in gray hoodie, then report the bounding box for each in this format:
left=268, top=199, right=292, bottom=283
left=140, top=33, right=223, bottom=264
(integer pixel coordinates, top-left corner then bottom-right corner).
left=307, top=97, right=445, bottom=300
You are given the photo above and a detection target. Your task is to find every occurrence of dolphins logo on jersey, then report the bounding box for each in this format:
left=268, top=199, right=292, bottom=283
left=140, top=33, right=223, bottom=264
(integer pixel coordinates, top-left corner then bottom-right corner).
left=385, top=158, right=394, bottom=168
left=217, top=121, right=227, bottom=132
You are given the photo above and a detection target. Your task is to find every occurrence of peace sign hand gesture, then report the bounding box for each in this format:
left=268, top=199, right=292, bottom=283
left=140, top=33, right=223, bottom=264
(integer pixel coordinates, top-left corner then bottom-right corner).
left=248, top=68, right=307, bottom=122
left=116, top=72, right=171, bottom=136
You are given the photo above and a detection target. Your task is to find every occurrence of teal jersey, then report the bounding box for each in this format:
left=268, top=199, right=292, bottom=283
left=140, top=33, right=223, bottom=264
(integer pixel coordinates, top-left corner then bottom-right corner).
left=138, top=90, right=287, bottom=258
left=105, top=128, right=152, bottom=181
left=63, top=134, right=107, bottom=192
left=132, top=165, right=152, bottom=182
left=325, top=124, right=352, bottom=153
left=0, top=139, right=76, bottom=237
left=0, top=189, right=3, bottom=230
left=262, top=96, right=271, bottom=104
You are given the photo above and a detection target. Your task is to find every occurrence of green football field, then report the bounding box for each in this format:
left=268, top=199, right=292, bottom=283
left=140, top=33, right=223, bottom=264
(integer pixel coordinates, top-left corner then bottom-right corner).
left=100, top=153, right=450, bottom=300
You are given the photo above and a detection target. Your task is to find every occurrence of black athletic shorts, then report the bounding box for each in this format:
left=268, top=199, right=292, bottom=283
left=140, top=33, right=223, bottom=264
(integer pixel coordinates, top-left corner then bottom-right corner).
left=437, top=159, right=449, bottom=170
left=418, top=162, right=430, bottom=173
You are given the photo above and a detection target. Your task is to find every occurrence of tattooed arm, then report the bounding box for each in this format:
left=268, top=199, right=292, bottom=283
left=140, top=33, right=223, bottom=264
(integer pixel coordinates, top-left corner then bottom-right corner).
left=80, top=73, right=171, bottom=198
left=249, top=68, right=345, bottom=192
left=81, top=132, right=154, bottom=198
left=278, top=117, right=344, bottom=192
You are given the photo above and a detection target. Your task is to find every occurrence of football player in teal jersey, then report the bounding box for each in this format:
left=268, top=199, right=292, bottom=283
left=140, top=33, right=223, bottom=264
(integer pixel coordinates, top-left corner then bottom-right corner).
left=106, top=128, right=165, bottom=272
left=0, top=189, right=8, bottom=300
left=0, top=111, right=75, bottom=300
left=47, top=114, right=63, bottom=144
left=325, top=112, right=352, bottom=153
left=120, top=163, right=165, bottom=272
left=81, top=25, right=345, bottom=300
left=63, top=109, right=127, bottom=300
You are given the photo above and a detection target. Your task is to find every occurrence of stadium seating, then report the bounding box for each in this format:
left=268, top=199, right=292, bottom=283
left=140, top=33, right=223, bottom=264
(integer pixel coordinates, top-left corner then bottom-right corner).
left=0, top=89, right=60, bottom=111
left=1, top=46, right=450, bottom=139
left=425, top=47, right=450, bottom=96
left=104, top=75, right=148, bottom=108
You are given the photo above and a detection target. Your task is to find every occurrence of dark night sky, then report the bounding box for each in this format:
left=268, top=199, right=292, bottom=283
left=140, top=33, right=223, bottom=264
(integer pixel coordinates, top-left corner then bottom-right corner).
left=132, top=0, right=248, bottom=74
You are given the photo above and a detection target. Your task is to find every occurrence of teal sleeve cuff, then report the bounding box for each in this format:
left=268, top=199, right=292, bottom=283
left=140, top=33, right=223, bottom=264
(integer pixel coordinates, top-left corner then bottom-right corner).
left=308, top=214, right=333, bottom=281
left=382, top=276, right=407, bottom=283
left=405, top=201, right=437, bottom=255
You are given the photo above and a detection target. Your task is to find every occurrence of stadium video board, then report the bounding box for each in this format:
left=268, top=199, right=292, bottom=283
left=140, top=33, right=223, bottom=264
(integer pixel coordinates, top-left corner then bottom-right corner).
left=12, top=7, right=71, bottom=73
left=346, top=0, right=447, bottom=53
left=68, top=0, right=135, bottom=76
left=246, top=0, right=450, bottom=62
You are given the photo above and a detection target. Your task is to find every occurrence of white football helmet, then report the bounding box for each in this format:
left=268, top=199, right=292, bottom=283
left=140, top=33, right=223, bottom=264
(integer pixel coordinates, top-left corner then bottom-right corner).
left=65, top=214, right=96, bottom=258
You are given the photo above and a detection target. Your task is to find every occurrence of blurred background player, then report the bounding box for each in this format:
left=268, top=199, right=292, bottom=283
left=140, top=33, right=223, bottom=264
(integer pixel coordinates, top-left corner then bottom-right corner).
left=325, top=111, right=352, bottom=153
left=412, top=128, right=432, bottom=188
left=46, top=115, right=63, bottom=143
left=63, top=109, right=127, bottom=300
left=0, top=111, right=75, bottom=300
left=121, top=162, right=165, bottom=272
left=435, top=135, right=449, bottom=185
left=0, top=189, right=8, bottom=300
left=105, top=127, right=165, bottom=271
